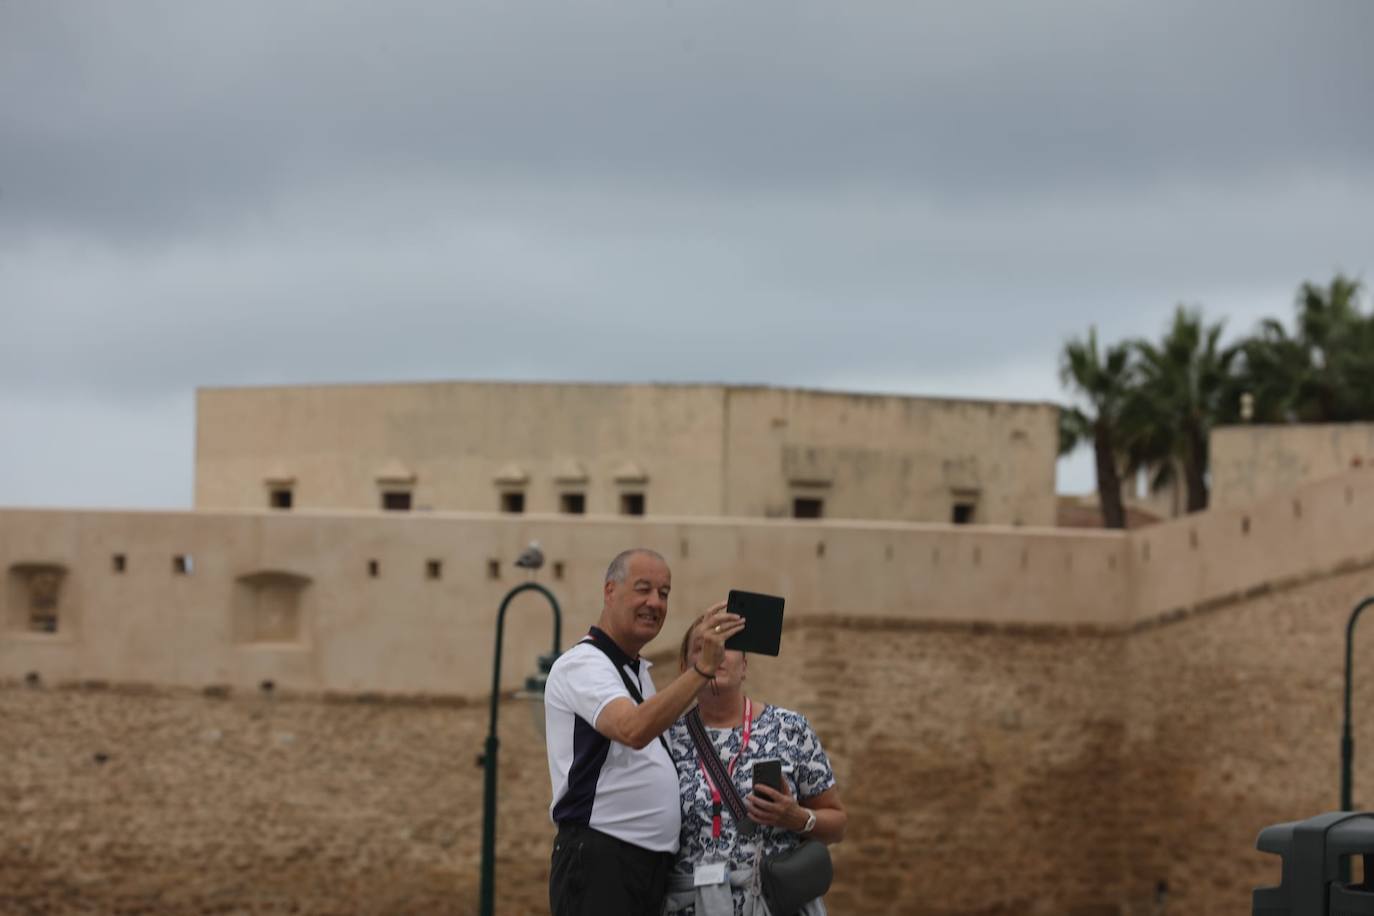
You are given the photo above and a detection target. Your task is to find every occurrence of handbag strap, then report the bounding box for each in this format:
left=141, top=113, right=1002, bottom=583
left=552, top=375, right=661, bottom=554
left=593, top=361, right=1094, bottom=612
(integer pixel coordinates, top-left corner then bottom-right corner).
left=686, top=706, right=756, bottom=836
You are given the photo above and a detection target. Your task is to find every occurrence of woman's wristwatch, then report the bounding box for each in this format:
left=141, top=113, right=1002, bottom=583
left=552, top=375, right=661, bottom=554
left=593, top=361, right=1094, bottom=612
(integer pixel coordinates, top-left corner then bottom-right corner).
left=799, top=809, right=817, bottom=834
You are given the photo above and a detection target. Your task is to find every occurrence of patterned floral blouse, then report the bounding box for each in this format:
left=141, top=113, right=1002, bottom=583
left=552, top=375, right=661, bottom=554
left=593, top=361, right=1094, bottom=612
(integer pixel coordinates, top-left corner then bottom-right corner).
left=665, top=703, right=836, bottom=913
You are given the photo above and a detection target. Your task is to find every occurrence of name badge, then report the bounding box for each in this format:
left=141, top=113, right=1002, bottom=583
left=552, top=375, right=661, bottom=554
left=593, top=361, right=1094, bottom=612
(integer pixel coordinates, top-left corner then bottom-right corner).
left=693, top=862, right=727, bottom=887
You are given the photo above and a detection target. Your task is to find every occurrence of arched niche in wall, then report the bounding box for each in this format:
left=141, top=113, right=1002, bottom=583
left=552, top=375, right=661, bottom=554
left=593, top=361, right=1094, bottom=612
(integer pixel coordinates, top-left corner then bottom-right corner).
left=232, top=570, right=311, bottom=645
left=6, top=562, right=68, bottom=634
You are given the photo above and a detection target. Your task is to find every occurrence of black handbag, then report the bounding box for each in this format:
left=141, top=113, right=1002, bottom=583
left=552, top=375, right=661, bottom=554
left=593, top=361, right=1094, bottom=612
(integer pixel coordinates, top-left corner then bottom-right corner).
left=684, top=707, right=833, bottom=914
left=759, top=838, right=832, bottom=915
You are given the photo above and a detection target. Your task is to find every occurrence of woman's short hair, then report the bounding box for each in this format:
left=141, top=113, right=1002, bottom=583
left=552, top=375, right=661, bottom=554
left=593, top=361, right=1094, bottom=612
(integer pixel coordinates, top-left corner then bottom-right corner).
left=678, top=613, right=706, bottom=670
left=679, top=614, right=745, bottom=670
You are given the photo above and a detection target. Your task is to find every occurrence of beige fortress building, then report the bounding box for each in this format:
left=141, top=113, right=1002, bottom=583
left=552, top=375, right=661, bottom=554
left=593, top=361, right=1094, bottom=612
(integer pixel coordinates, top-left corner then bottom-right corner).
left=5, top=381, right=1374, bottom=914
left=194, top=381, right=1060, bottom=527
left=1211, top=421, right=1374, bottom=510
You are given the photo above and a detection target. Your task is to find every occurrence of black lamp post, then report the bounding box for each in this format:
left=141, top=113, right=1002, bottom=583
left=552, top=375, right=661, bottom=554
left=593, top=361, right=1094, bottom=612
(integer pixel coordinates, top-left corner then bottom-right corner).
left=478, top=582, right=562, bottom=916
left=1343, top=596, right=1374, bottom=812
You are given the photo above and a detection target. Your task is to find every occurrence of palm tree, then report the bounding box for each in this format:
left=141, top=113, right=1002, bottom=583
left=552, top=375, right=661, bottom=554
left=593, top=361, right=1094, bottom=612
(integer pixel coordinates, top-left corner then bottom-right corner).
left=1233, top=317, right=1310, bottom=422
left=1233, top=275, right=1372, bottom=423
left=1060, top=328, right=1133, bottom=529
left=1293, top=275, right=1371, bottom=421
left=1129, top=306, right=1238, bottom=513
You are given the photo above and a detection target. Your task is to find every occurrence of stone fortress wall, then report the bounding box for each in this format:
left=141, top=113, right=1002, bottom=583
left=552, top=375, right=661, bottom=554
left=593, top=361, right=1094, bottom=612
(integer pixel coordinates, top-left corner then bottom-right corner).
left=5, top=457, right=1373, bottom=697
left=4, top=477, right=1373, bottom=913
left=2, top=508, right=1129, bottom=697
left=1211, top=421, right=1374, bottom=510
left=6, top=415, right=1374, bottom=913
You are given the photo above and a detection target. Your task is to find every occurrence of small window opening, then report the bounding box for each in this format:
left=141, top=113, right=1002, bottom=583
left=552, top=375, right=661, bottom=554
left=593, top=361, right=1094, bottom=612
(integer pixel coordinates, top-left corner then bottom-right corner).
left=560, top=492, right=586, bottom=515
left=367, top=559, right=380, bottom=578
left=816, top=541, right=826, bottom=558
left=269, top=488, right=293, bottom=510
left=173, top=555, right=193, bottom=575
left=382, top=491, right=413, bottom=512
left=28, top=572, right=60, bottom=633
left=487, top=559, right=501, bottom=580
left=553, top=561, right=565, bottom=580
left=9, top=565, right=66, bottom=635
left=793, top=497, right=823, bottom=519
left=112, top=554, right=127, bottom=573
left=501, top=491, right=526, bottom=514
left=952, top=503, right=976, bottom=525
left=620, top=493, right=645, bottom=516
left=426, top=559, right=442, bottom=580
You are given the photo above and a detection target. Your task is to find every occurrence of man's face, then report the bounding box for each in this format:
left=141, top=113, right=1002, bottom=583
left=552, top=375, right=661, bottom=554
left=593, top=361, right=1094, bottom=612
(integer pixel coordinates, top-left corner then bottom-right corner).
left=603, top=553, right=671, bottom=649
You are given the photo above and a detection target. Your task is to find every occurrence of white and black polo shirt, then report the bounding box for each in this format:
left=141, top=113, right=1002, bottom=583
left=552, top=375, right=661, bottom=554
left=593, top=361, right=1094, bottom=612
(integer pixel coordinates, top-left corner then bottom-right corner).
left=544, top=626, right=681, bottom=853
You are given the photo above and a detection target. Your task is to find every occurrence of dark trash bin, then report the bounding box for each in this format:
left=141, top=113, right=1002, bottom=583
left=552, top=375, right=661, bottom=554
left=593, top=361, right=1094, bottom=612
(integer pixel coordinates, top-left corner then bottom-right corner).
left=1254, top=811, right=1374, bottom=915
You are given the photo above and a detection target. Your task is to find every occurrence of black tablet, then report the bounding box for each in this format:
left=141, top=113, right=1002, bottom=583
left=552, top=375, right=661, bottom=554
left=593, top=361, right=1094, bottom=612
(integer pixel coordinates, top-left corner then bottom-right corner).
left=723, top=590, right=785, bottom=656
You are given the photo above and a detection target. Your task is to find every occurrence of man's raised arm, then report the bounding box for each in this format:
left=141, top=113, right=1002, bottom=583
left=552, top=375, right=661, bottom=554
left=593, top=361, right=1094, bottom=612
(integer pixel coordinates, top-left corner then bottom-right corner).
left=595, top=605, right=742, bottom=749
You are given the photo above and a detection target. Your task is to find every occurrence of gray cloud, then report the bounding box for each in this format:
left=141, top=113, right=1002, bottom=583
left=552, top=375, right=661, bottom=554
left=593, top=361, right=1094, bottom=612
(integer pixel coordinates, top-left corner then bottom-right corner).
left=5, top=1, right=1372, bottom=237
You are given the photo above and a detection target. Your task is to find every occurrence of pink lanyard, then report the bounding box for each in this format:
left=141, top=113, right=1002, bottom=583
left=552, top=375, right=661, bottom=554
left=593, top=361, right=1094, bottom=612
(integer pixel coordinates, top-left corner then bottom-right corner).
left=696, top=697, right=752, bottom=839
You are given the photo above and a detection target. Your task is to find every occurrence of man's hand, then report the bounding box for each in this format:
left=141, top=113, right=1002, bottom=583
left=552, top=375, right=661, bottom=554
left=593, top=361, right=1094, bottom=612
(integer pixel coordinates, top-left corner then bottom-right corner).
left=694, top=601, right=744, bottom=672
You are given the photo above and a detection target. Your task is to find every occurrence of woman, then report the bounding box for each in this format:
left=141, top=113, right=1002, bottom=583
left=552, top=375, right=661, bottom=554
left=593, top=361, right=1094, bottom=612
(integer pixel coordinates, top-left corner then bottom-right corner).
left=663, top=616, right=847, bottom=916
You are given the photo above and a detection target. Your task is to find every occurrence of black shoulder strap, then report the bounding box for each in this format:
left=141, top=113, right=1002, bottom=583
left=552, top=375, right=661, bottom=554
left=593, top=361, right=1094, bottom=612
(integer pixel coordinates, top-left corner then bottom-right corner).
left=686, top=707, right=756, bottom=836
left=582, top=635, right=673, bottom=760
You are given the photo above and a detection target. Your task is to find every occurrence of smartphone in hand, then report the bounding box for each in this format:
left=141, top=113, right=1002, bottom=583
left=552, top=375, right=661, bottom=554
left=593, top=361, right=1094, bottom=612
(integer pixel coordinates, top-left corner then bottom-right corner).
left=752, top=758, right=784, bottom=794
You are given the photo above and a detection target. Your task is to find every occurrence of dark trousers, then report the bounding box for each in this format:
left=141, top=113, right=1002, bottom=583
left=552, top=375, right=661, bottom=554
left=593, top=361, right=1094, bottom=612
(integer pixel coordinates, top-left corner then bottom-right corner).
left=549, top=823, right=673, bottom=916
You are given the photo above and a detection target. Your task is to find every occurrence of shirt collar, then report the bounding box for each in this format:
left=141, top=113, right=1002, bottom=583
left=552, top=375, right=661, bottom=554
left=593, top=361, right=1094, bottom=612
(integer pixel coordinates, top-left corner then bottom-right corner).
left=586, top=625, right=639, bottom=669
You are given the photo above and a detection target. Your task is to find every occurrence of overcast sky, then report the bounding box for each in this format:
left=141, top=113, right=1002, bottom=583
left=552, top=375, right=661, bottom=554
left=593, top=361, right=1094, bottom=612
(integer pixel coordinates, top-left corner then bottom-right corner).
left=2, top=0, right=1371, bottom=508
